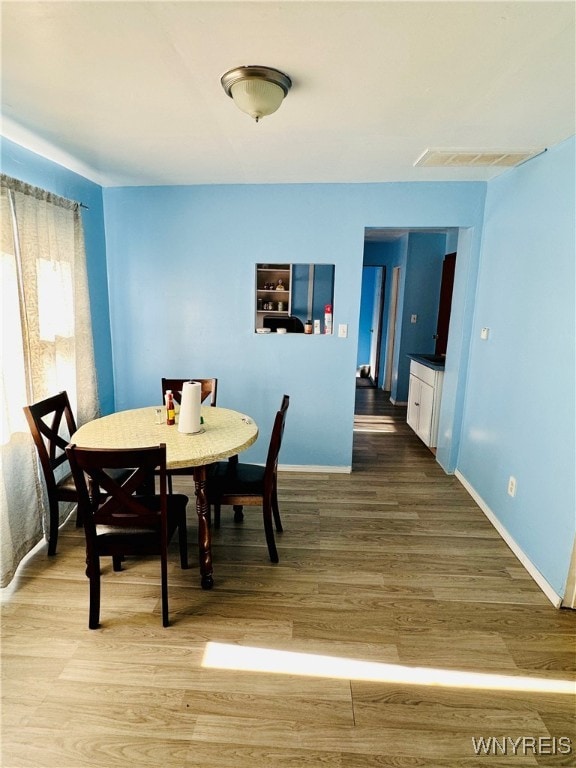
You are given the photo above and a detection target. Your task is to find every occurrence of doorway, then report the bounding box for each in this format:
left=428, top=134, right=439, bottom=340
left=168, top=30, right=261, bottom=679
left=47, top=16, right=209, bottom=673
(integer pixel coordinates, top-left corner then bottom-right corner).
left=356, top=226, right=471, bottom=474
left=435, top=252, right=456, bottom=356
left=356, top=266, right=385, bottom=387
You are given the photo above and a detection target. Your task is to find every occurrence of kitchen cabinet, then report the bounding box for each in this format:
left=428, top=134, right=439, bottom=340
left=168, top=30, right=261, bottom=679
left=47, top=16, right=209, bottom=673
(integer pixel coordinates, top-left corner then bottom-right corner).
left=255, top=264, right=291, bottom=329
left=407, top=360, right=444, bottom=447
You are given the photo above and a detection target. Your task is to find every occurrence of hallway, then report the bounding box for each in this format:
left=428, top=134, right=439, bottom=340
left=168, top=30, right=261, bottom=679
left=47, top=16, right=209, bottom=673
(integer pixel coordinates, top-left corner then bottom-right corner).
left=354, top=384, right=411, bottom=436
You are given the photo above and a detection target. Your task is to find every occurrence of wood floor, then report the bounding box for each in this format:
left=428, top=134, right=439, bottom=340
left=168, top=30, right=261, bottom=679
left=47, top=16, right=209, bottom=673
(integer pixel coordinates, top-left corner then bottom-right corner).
left=2, top=386, right=575, bottom=767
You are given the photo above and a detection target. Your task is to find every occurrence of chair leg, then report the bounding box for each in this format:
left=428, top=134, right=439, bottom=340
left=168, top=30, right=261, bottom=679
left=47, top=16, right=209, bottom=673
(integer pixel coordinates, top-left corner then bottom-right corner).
left=262, top=499, right=279, bottom=563
left=161, top=550, right=169, bottom=627
left=271, top=485, right=283, bottom=532
left=167, top=473, right=173, bottom=495
left=75, top=502, right=83, bottom=528
left=47, top=499, right=59, bottom=556
left=87, top=555, right=101, bottom=629
left=233, top=505, right=244, bottom=523
left=112, top=555, right=123, bottom=571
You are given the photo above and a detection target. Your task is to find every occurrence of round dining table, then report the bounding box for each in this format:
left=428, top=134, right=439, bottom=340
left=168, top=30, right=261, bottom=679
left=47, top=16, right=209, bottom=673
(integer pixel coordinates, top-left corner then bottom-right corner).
left=71, top=405, right=258, bottom=589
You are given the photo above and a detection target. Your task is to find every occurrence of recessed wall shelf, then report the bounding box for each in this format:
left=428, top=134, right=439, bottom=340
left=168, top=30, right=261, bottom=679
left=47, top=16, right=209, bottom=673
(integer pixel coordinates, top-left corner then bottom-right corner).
left=255, top=264, right=292, bottom=329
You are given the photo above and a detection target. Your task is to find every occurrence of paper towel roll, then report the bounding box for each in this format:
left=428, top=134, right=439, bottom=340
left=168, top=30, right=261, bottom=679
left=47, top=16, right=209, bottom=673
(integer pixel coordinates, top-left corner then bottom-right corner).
left=178, top=380, right=202, bottom=434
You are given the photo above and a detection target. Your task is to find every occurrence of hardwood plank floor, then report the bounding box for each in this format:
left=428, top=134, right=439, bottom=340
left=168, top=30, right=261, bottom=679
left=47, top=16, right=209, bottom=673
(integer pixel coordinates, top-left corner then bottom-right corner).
left=2, top=386, right=575, bottom=767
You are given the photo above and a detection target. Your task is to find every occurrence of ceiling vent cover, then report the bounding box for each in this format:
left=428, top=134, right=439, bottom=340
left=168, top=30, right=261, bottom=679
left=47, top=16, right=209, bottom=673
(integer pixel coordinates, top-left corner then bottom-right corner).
left=414, top=148, right=546, bottom=168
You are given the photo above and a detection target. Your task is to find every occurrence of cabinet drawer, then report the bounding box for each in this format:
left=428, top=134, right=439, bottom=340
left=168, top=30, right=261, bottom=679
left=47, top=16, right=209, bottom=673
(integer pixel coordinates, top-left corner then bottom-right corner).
left=410, top=361, right=436, bottom=387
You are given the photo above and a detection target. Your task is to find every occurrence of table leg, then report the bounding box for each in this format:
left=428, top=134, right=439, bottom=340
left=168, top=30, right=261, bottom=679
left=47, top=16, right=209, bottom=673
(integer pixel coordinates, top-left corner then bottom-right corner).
left=193, top=465, right=213, bottom=589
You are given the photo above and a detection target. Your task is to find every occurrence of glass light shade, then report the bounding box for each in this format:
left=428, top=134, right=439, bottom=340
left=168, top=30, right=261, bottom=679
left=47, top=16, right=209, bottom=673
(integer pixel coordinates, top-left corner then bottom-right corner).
left=230, top=78, right=285, bottom=122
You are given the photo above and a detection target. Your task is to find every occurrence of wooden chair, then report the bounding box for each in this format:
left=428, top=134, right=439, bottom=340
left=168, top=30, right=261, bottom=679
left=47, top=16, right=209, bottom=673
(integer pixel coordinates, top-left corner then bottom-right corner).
left=23, top=391, right=132, bottom=556
left=207, top=395, right=289, bottom=563
left=161, top=378, right=218, bottom=492
left=66, top=443, right=189, bottom=629
left=23, top=391, right=81, bottom=556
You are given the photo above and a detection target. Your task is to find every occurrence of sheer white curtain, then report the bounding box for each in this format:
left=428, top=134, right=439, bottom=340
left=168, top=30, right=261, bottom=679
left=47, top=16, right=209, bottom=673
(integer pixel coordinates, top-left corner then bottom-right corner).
left=1, top=174, right=99, bottom=587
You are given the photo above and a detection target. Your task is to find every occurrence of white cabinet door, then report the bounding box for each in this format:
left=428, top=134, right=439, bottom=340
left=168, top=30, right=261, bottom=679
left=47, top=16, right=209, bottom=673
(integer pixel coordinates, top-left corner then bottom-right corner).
left=406, top=362, right=444, bottom=448
left=407, top=374, right=420, bottom=432
left=416, top=380, right=434, bottom=445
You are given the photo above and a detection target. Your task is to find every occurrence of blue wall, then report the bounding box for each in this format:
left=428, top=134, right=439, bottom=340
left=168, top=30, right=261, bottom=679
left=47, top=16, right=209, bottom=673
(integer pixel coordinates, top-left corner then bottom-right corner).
left=102, top=181, right=486, bottom=469
left=457, top=137, right=576, bottom=595
left=0, top=138, right=115, bottom=414
left=291, top=264, right=334, bottom=329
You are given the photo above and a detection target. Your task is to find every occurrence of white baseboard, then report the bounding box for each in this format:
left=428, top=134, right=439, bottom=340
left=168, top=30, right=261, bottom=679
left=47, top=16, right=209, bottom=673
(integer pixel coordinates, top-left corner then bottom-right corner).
left=279, top=464, right=352, bottom=474
left=389, top=398, right=408, bottom=406
left=455, top=471, right=561, bottom=607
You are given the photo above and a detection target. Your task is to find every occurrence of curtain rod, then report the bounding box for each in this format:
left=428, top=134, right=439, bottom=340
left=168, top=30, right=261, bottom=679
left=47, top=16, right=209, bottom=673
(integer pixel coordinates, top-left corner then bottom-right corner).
left=2, top=174, right=90, bottom=211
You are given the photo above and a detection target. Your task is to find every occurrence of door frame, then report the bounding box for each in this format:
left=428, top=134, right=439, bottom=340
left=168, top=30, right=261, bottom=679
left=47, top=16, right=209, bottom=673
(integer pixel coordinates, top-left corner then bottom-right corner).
left=368, top=266, right=386, bottom=387
left=384, top=266, right=401, bottom=391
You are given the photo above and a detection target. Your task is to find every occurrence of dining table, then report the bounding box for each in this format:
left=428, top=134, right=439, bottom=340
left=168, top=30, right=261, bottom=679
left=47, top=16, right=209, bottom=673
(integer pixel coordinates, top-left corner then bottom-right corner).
left=71, top=405, right=258, bottom=589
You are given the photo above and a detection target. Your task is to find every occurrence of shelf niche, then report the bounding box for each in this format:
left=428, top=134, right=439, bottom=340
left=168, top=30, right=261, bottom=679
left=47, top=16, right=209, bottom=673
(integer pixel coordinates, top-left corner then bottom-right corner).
left=255, top=263, right=335, bottom=333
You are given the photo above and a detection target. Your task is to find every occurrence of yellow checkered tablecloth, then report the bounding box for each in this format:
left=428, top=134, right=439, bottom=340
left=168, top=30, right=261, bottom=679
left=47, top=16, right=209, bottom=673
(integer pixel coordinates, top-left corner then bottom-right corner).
left=71, top=406, right=259, bottom=469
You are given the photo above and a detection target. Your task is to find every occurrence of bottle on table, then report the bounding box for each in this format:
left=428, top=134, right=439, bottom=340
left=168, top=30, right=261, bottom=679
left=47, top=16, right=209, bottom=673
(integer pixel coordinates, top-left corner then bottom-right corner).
left=165, top=390, right=176, bottom=426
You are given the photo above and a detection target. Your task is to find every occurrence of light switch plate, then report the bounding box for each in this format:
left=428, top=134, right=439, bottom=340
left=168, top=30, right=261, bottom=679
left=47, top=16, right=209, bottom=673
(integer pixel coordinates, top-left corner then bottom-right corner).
left=338, top=323, right=348, bottom=338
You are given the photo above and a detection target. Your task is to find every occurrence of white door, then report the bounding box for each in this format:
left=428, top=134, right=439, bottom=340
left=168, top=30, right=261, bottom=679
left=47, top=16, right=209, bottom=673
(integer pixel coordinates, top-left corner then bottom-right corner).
left=384, top=267, right=400, bottom=391
left=368, top=267, right=384, bottom=385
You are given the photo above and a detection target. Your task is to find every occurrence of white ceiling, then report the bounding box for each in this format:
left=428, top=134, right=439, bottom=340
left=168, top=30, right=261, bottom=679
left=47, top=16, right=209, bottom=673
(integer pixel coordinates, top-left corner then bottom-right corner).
left=1, top=1, right=574, bottom=187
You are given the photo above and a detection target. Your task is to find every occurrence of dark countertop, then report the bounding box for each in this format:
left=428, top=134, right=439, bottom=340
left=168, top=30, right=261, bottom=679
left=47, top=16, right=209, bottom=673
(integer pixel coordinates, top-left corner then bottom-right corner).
left=407, top=353, right=446, bottom=371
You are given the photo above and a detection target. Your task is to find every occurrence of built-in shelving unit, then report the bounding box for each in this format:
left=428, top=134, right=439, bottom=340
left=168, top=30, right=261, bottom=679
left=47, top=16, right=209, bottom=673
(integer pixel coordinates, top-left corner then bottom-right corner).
left=255, top=264, right=292, bottom=329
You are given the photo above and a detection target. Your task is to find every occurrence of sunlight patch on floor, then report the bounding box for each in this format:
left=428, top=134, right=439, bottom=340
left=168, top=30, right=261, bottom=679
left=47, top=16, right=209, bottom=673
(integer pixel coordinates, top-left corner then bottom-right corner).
left=202, top=642, right=575, bottom=695
left=353, top=415, right=399, bottom=433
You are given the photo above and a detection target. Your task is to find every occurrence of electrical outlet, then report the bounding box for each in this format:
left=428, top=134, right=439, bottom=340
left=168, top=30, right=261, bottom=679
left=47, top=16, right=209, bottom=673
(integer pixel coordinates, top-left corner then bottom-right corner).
left=411, top=314, right=418, bottom=324
left=507, top=476, right=517, bottom=497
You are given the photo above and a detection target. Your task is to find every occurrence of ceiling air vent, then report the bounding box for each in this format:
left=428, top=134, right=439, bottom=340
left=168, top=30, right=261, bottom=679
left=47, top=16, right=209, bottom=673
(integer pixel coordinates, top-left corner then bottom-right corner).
left=414, top=148, right=546, bottom=168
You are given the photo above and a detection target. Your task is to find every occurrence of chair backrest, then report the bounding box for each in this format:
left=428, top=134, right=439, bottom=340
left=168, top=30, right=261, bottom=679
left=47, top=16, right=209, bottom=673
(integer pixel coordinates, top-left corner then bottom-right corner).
left=23, top=391, right=78, bottom=491
left=161, top=378, right=217, bottom=406
left=66, top=444, right=168, bottom=536
left=263, top=395, right=290, bottom=492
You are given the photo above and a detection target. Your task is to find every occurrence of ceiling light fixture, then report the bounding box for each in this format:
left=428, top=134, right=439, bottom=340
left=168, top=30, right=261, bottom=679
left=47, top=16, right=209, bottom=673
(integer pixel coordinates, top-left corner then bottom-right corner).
left=221, top=65, right=292, bottom=123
